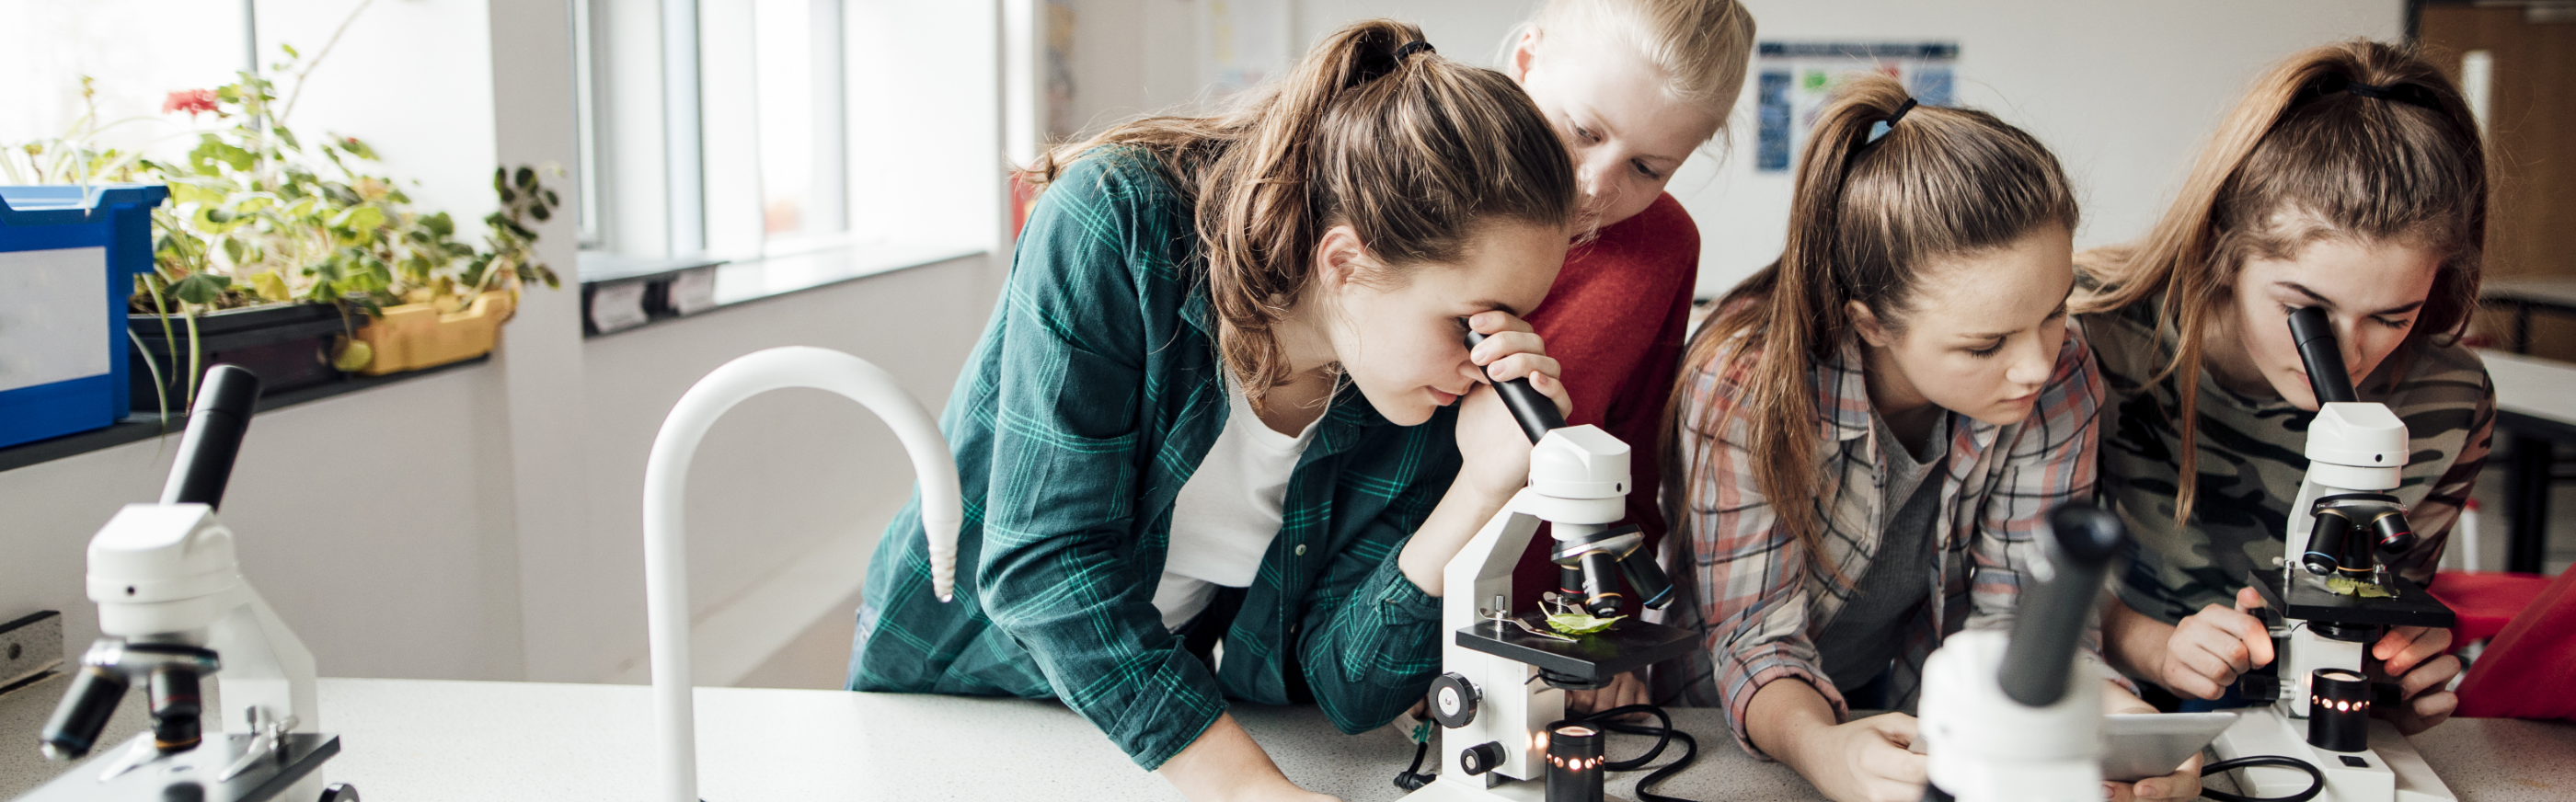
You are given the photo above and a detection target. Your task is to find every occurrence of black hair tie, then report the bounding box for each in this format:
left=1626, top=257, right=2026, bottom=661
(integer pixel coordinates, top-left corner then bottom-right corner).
left=1861, top=97, right=1918, bottom=147
left=2299, top=74, right=2440, bottom=111
left=1395, top=40, right=1436, bottom=61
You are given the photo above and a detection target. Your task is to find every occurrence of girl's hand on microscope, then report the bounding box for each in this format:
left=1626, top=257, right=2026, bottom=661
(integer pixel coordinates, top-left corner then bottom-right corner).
left=1792, top=713, right=1927, bottom=802
left=1455, top=311, right=1570, bottom=499
left=2156, top=587, right=2273, bottom=700
left=2371, top=625, right=2461, bottom=735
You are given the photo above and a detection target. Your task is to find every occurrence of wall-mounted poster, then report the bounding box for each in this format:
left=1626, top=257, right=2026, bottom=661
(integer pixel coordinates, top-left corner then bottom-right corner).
left=1754, top=42, right=1959, bottom=172
left=1198, top=0, right=1292, bottom=102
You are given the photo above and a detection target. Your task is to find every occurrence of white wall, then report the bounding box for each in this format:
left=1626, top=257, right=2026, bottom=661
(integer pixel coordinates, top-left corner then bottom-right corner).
left=1059, top=0, right=2405, bottom=294
left=580, top=257, right=993, bottom=683
left=0, top=367, right=525, bottom=681
left=0, top=254, right=997, bottom=683
left=1675, top=0, right=2406, bottom=294
left=0, top=0, right=1007, bottom=689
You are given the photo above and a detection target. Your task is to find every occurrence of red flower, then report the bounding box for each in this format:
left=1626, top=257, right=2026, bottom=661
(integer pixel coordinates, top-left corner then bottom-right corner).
left=163, top=89, right=218, bottom=119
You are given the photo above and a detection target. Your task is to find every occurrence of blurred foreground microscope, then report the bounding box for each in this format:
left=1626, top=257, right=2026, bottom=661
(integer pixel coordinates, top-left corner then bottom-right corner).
left=18, top=366, right=357, bottom=802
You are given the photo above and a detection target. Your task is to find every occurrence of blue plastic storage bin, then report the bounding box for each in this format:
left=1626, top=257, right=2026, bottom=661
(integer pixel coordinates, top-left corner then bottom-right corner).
left=0, top=184, right=168, bottom=449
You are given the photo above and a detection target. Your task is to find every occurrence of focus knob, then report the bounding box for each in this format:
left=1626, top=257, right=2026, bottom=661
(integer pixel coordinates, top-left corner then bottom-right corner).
left=1459, top=741, right=1505, bottom=776
left=1428, top=672, right=1478, bottom=728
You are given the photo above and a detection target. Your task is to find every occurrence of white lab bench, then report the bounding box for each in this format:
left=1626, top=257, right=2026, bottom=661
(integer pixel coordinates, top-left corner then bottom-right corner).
left=4, top=674, right=2572, bottom=800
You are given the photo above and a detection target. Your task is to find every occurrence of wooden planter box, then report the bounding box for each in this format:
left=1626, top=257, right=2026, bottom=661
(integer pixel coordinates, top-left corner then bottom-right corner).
left=352, top=290, right=515, bottom=376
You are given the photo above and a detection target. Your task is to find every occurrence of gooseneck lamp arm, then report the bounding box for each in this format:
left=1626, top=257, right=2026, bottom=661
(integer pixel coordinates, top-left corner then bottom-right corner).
left=641, top=347, right=964, bottom=802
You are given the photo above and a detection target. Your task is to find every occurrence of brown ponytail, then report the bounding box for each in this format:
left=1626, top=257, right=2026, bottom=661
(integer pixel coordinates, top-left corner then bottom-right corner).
left=2071, top=40, right=2488, bottom=530
left=1673, top=74, right=2078, bottom=579
left=1026, top=19, right=1577, bottom=407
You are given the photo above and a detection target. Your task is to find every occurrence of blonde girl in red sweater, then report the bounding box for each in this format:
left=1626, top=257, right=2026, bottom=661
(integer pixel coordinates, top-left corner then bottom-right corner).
left=1496, top=0, right=1758, bottom=715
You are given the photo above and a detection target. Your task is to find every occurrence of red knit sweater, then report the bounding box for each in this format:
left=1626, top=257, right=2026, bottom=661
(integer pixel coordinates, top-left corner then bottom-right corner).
left=1513, top=192, right=1700, bottom=612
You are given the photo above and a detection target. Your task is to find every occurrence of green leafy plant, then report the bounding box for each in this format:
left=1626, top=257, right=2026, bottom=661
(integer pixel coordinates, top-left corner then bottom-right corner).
left=5, top=9, right=563, bottom=412
left=144, top=56, right=562, bottom=316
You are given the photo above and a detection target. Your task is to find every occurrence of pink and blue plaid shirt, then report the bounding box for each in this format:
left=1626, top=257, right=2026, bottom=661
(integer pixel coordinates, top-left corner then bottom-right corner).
left=1658, top=325, right=2104, bottom=758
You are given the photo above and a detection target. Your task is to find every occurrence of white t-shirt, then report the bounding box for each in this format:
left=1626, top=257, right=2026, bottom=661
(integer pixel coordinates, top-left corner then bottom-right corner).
left=1150, top=376, right=1326, bottom=631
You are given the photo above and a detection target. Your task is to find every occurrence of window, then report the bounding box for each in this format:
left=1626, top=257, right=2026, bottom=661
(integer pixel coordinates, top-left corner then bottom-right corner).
left=0, top=0, right=252, bottom=177
left=579, top=0, right=997, bottom=268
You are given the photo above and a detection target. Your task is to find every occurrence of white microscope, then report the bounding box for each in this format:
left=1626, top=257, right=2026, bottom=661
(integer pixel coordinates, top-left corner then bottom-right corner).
left=2207, top=307, right=2458, bottom=802
left=1399, top=334, right=1696, bottom=802
left=1915, top=502, right=2129, bottom=802
left=22, top=365, right=357, bottom=802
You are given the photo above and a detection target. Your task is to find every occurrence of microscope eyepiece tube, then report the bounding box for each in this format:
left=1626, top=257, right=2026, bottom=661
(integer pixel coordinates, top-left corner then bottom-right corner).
left=1464, top=330, right=1565, bottom=441
left=2302, top=508, right=2352, bottom=576
left=2286, top=307, right=2359, bottom=405
left=1545, top=724, right=1605, bottom=802
left=2001, top=503, right=2127, bottom=708
left=2306, top=669, right=2372, bottom=752
left=160, top=364, right=263, bottom=510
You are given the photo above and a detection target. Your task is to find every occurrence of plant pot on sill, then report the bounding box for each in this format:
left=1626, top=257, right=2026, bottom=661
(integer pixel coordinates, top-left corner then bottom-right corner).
left=351, top=290, right=516, bottom=376
left=128, top=302, right=354, bottom=411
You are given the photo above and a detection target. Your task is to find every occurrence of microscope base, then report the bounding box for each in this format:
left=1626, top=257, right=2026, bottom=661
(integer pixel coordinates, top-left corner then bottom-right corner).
left=1399, top=775, right=1634, bottom=802
left=14, top=732, right=339, bottom=802
left=2211, top=708, right=2453, bottom=802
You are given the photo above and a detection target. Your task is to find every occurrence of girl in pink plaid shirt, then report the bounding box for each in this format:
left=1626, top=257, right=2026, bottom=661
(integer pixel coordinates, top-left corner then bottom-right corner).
left=1663, top=75, right=2184, bottom=802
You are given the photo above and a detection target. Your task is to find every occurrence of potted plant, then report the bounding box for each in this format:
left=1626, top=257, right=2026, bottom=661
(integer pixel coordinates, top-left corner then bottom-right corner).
left=346, top=165, right=560, bottom=376
left=6, top=27, right=562, bottom=417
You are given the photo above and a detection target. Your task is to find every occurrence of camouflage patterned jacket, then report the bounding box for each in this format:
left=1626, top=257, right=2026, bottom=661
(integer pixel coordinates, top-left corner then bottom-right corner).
left=2078, top=291, right=2496, bottom=624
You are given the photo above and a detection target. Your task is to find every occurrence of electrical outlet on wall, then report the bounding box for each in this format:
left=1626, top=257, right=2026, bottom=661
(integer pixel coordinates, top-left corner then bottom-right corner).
left=0, top=611, right=64, bottom=696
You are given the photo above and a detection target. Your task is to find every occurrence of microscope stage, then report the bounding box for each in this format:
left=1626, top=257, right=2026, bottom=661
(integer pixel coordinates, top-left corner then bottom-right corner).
left=2247, top=571, right=2457, bottom=629
left=1455, top=615, right=1698, bottom=684
left=15, top=732, right=339, bottom=802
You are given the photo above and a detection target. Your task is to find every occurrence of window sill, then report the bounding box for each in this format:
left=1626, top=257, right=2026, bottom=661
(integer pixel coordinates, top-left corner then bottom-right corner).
left=0, top=356, right=491, bottom=475
left=577, top=241, right=986, bottom=338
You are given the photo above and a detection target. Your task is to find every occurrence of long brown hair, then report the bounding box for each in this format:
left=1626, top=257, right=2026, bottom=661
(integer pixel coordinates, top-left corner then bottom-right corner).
left=2071, top=40, right=2489, bottom=529
left=1673, top=75, right=2078, bottom=578
left=1025, top=19, right=1577, bottom=407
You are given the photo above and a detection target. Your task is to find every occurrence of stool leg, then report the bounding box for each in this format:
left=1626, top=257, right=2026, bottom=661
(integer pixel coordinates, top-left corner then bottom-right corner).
left=2507, top=435, right=2550, bottom=575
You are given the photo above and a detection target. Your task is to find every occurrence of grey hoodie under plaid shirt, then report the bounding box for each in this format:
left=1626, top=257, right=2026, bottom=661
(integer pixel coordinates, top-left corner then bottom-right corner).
left=1659, top=325, right=2109, bottom=758
left=847, top=147, right=1460, bottom=770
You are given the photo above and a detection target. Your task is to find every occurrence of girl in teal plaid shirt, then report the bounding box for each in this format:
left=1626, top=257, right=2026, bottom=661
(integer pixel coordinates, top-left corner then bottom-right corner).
left=853, top=19, right=1583, bottom=802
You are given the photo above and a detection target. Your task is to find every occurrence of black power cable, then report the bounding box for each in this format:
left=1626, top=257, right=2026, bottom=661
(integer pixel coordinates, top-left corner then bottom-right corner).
left=2198, top=755, right=2327, bottom=802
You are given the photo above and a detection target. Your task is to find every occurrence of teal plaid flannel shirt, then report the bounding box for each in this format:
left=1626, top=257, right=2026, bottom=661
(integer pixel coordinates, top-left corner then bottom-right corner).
left=848, top=147, right=1460, bottom=770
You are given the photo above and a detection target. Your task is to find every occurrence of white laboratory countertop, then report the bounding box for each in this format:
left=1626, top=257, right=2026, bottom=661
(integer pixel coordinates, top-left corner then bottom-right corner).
left=6, top=675, right=2574, bottom=801
left=2480, top=349, right=2576, bottom=426
left=2484, top=277, right=2576, bottom=308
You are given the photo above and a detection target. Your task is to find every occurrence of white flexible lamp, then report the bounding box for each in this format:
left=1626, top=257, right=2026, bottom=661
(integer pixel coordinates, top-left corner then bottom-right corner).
left=641, top=347, right=964, bottom=802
